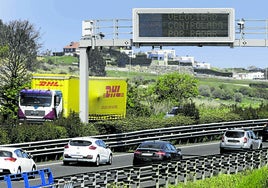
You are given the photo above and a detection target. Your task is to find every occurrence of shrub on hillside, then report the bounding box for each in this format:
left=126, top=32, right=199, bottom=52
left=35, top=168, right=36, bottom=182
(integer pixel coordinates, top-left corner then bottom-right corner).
left=54, top=111, right=99, bottom=137
left=198, top=85, right=211, bottom=97
left=230, top=105, right=259, bottom=120
left=233, top=92, right=243, bottom=102
left=6, top=123, right=68, bottom=143
left=199, top=108, right=242, bottom=124
left=54, top=111, right=85, bottom=137
left=0, top=126, right=11, bottom=144
left=94, top=116, right=195, bottom=135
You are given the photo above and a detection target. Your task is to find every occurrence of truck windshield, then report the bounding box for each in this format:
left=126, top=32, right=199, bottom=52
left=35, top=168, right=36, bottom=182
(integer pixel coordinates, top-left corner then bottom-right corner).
left=20, top=94, right=52, bottom=107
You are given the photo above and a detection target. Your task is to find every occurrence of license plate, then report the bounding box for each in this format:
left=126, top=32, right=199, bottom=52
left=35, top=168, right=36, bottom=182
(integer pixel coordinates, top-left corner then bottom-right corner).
left=71, top=155, right=83, bottom=158
left=142, top=153, right=153, bottom=156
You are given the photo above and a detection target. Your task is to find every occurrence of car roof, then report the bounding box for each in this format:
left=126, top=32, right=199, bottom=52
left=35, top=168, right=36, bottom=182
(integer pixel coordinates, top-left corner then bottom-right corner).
left=226, top=129, right=249, bottom=132
left=0, top=147, right=22, bottom=152
left=70, top=137, right=99, bottom=142
left=141, top=140, right=170, bottom=145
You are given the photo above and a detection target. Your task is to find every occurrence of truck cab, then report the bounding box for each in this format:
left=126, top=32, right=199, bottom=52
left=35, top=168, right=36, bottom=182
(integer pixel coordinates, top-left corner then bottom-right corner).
left=18, top=89, right=63, bottom=122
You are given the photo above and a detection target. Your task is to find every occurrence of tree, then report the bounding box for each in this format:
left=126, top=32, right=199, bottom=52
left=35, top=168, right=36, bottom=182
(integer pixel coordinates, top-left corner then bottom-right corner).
left=88, top=47, right=106, bottom=76
left=153, top=72, right=199, bottom=104
left=126, top=81, right=152, bottom=117
left=0, top=20, right=41, bottom=121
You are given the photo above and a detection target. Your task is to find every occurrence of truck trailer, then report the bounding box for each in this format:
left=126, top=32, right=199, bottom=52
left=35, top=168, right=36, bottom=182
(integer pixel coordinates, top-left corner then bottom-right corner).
left=18, top=74, right=127, bottom=121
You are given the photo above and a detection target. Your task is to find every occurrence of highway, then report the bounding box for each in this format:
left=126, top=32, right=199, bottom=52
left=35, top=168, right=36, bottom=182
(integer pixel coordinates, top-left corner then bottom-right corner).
left=42, top=142, right=221, bottom=176
left=3, top=141, right=268, bottom=187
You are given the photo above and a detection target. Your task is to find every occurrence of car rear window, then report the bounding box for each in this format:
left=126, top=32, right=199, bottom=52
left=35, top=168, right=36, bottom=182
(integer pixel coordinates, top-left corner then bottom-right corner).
left=69, top=140, right=92, bottom=146
left=0, top=150, right=12, bottom=157
left=139, top=142, right=164, bottom=149
left=225, top=131, right=244, bottom=138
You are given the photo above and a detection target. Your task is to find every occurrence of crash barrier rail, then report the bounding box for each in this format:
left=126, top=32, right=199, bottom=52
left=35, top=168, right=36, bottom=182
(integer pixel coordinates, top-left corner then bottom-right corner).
left=0, top=168, right=54, bottom=188
left=52, top=148, right=268, bottom=188
left=1, top=119, right=268, bottom=162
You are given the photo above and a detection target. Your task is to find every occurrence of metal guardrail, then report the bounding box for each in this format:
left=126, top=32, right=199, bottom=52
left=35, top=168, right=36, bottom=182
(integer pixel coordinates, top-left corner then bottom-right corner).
left=53, top=148, right=268, bottom=187
left=0, top=119, right=267, bottom=162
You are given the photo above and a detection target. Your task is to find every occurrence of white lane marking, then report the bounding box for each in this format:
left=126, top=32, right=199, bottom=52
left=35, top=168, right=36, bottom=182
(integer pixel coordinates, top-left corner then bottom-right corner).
left=38, top=142, right=220, bottom=167
left=180, top=141, right=219, bottom=148
left=37, top=153, right=132, bottom=167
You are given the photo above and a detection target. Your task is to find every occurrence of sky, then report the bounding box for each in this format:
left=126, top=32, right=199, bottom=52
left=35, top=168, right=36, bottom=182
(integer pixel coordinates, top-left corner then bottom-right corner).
left=0, top=0, right=268, bottom=69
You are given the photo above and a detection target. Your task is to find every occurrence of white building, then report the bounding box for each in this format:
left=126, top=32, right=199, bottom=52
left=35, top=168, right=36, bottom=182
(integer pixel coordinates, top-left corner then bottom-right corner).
left=233, top=72, right=264, bottom=80
left=175, top=56, right=195, bottom=66
left=147, top=49, right=176, bottom=65
left=193, top=62, right=211, bottom=69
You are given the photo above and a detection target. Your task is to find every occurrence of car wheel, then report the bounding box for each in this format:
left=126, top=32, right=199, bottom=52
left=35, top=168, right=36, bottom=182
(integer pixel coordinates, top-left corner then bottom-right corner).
left=29, top=166, right=37, bottom=179
left=95, top=155, right=100, bottom=166
left=133, top=158, right=138, bottom=166
left=106, top=154, right=112, bottom=165
left=259, top=144, right=262, bottom=149
left=63, top=161, right=69, bottom=166
left=17, top=167, right=21, bottom=174
left=220, top=148, right=225, bottom=154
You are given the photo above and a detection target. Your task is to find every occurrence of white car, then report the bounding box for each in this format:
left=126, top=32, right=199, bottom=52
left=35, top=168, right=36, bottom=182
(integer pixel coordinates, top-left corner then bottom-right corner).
left=63, top=137, right=112, bottom=166
left=0, top=147, right=37, bottom=175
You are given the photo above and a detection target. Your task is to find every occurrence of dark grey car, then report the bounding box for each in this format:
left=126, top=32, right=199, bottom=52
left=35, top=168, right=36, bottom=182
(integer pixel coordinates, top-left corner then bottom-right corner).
left=133, top=140, right=182, bottom=166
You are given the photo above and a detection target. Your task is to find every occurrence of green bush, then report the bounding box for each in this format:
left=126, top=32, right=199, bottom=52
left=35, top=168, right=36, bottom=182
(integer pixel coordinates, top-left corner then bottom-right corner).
left=172, top=166, right=268, bottom=188
left=54, top=111, right=86, bottom=137
left=0, top=126, right=11, bottom=144
left=94, top=116, right=195, bottom=135
left=6, top=123, right=68, bottom=143
left=199, top=107, right=242, bottom=124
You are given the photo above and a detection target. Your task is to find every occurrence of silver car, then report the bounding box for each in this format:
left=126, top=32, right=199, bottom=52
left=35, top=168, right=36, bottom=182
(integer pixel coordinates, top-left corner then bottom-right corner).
left=220, top=129, right=262, bottom=154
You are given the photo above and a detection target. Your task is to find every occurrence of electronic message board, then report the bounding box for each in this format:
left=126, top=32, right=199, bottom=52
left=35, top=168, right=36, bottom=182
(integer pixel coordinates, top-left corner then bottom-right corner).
left=133, top=8, right=235, bottom=46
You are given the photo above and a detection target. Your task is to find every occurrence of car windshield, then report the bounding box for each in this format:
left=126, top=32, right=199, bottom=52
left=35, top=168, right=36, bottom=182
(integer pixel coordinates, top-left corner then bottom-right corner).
left=225, top=131, right=244, bottom=138
left=139, top=142, right=164, bottom=149
left=70, top=140, right=92, bottom=146
left=169, top=108, right=177, bottom=114
left=0, top=150, right=12, bottom=157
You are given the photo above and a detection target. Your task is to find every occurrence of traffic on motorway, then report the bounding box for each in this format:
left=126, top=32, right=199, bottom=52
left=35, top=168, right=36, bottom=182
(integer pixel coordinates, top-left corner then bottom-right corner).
left=1, top=127, right=268, bottom=187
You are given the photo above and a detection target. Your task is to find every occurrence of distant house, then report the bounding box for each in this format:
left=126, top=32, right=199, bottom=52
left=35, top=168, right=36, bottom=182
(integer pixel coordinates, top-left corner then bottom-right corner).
left=177, top=56, right=195, bottom=66
left=194, top=62, right=211, bottom=69
left=233, top=71, right=264, bottom=80
left=63, top=42, right=80, bottom=56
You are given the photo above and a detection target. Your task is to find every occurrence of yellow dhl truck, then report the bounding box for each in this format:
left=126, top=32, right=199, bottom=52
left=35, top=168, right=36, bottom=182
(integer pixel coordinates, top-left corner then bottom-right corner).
left=18, top=74, right=127, bottom=121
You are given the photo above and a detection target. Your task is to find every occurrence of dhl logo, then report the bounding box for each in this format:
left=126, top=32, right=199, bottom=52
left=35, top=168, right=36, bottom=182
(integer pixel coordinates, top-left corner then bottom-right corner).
left=36, top=81, right=62, bottom=87
left=103, top=85, right=124, bottom=98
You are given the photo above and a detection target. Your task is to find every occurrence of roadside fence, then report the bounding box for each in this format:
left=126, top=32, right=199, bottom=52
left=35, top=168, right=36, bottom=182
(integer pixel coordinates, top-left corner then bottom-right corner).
left=0, top=168, right=54, bottom=188
left=53, top=148, right=268, bottom=187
